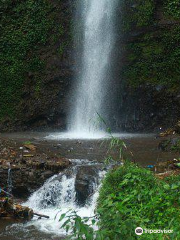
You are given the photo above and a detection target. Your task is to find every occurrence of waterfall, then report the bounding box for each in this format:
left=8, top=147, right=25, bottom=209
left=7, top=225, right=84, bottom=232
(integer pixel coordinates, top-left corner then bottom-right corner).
left=68, top=0, right=117, bottom=136
left=7, top=164, right=13, bottom=194
left=22, top=163, right=105, bottom=236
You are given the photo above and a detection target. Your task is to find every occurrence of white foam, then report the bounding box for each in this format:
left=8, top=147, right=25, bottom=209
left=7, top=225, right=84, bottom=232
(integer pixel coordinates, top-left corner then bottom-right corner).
left=22, top=170, right=106, bottom=236
left=45, top=131, right=107, bottom=140
left=45, top=131, right=152, bottom=140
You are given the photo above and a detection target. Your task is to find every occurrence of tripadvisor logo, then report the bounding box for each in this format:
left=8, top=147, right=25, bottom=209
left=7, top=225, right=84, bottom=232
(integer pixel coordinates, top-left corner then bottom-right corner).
left=135, top=227, right=143, bottom=235
left=135, top=227, right=173, bottom=235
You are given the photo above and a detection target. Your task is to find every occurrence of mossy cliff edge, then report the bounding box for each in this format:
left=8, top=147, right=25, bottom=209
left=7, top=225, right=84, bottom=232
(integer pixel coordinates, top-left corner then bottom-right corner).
left=0, top=0, right=180, bottom=131
left=0, top=0, right=74, bottom=131
left=114, top=0, right=180, bottom=131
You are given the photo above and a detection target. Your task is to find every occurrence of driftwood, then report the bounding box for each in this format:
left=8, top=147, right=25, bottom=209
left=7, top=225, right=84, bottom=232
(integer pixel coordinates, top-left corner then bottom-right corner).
left=0, top=197, right=33, bottom=220
left=34, top=212, right=50, bottom=219
left=0, top=197, right=49, bottom=220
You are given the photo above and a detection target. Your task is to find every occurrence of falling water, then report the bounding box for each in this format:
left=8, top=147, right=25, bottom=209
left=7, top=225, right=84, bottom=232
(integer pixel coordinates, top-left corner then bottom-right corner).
left=20, top=163, right=106, bottom=236
left=69, top=0, right=117, bottom=136
left=7, top=164, right=13, bottom=194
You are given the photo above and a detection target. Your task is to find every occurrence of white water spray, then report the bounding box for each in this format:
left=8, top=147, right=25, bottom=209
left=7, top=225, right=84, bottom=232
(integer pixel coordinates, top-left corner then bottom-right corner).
left=22, top=165, right=105, bottom=236
left=69, top=0, right=117, bottom=136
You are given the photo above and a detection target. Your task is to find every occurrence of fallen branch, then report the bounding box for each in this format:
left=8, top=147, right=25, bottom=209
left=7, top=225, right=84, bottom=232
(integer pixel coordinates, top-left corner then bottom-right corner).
left=33, top=212, right=49, bottom=219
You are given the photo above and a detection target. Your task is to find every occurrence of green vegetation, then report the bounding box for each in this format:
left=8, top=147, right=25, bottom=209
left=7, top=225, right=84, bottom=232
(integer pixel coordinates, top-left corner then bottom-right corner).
left=171, top=140, right=180, bottom=152
left=23, top=141, right=32, bottom=145
left=165, top=0, right=180, bottom=19
left=123, top=26, right=180, bottom=90
left=97, top=162, right=180, bottom=239
left=0, top=0, right=54, bottom=119
left=121, top=0, right=180, bottom=30
left=60, top=161, right=180, bottom=239
left=121, top=0, right=180, bottom=91
left=121, top=0, right=155, bottom=31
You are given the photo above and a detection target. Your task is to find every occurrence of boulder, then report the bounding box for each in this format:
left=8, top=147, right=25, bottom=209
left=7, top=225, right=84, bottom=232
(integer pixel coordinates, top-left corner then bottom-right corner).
left=75, top=165, right=100, bottom=206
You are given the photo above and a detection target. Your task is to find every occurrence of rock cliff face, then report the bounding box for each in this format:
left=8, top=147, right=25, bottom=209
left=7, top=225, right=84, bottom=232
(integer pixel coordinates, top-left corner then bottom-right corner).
left=0, top=0, right=180, bottom=132
left=111, top=0, right=180, bottom=131
left=0, top=0, right=74, bottom=131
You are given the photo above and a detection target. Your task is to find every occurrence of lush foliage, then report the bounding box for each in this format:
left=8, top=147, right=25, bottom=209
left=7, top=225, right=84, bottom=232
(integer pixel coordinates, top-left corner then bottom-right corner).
left=59, top=211, right=101, bottom=240
left=60, top=162, right=180, bottom=239
left=0, top=0, right=54, bottom=119
left=121, top=0, right=180, bottom=90
left=121, top=0, right=155, bottom=31
left=165, top=0, right=180, bottom=19
left=123, top=26, right=180, bottom=90
left=97, top=162, right=180, bottom=239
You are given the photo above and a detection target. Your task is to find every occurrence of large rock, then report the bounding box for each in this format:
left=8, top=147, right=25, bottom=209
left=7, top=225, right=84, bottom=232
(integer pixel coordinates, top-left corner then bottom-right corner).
left=75, top=165, right=100, bottom=206
left=0, top=158, right=71, bottom=198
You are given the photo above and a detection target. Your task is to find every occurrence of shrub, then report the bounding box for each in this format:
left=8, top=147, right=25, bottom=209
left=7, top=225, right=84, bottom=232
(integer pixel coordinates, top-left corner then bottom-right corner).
left=97, top=161, right=180, bottom=239
left=60, top=162, right=180, bottom=239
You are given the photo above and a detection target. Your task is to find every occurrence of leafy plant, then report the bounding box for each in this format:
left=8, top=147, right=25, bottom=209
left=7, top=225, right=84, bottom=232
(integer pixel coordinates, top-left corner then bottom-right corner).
left=97, top=161, right=180, bottom=239
left=59, top=161, right=180, bottom=239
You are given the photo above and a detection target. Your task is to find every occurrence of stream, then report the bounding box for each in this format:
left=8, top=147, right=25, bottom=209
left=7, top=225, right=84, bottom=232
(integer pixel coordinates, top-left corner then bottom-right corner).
left=0, top=157, right=106, bottom=240
left=0, top=132, right=178, bottom=240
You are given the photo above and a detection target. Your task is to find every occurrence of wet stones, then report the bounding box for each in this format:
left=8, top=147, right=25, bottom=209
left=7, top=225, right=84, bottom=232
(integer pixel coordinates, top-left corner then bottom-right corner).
left=26, top=157, right=71, bottom=172
left=0, top=157, right=71, bottom=198
left=154, top=159, right=180, bottom=173
left=0, top=139, right=72, bottom=198
left=75, top=165, right=100, bottom=206
left=24, top=144, right=37, bottom=151
left=158, top=137, right=180, bottom=152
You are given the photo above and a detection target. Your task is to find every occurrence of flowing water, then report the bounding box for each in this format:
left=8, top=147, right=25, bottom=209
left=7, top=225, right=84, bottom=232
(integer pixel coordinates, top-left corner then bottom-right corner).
left=0, top=160, right=106, bottom=239
left=0, top=0, right=172, bottom=238
left=7, top=167, right=13, bottom=195
left=69, top=0, right=117, bottom=136
left=0, top=132, right=179, bottom=239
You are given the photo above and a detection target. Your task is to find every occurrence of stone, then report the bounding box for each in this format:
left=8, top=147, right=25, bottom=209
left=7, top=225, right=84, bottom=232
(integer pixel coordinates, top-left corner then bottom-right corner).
left=75, top=165, right=99, bottom=206
left=24, top=144, right=36, bottom=151
left=42, top=170, right=54, bottom=178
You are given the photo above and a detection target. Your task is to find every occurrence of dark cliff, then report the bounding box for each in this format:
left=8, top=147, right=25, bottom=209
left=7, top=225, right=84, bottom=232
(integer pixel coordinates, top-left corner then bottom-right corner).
left=0, top=0, right=180, bottom=132
left=0, top=0, right=74, bottom=131
left=113, top=0, right=180, bottom=131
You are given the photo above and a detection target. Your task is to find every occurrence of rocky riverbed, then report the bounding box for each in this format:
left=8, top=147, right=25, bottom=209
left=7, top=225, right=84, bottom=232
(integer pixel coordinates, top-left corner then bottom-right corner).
left=0, top=132, right=179, bottom=199
left=0, top=132, right=179, bottom=240
left=0, top=138, right=70, bottom=198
